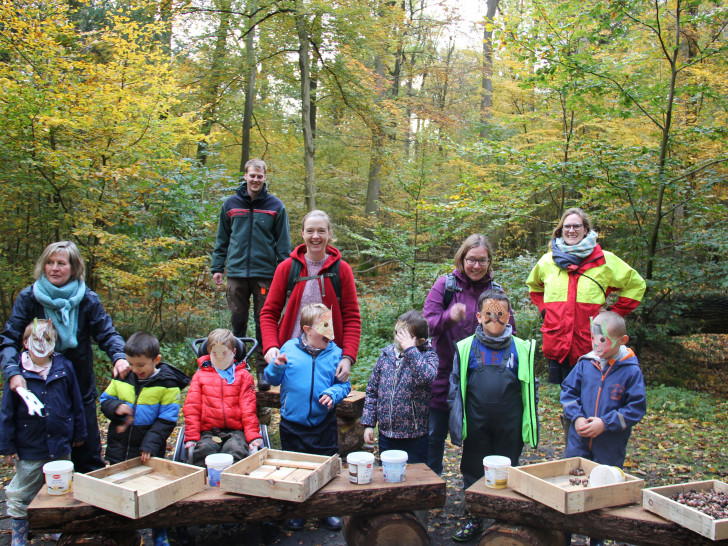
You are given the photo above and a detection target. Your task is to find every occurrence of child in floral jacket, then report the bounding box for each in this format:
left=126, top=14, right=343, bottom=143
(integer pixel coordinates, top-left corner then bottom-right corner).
left=362, top=310, right=438, bottom=463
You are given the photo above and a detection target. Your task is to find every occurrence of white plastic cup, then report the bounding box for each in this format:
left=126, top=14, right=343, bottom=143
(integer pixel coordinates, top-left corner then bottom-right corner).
left=205, top=453, right=234, bottom=487
left=43, top=460, right=74, bottom=495
left=589, top=465, right=625, bottom=487
left=483, top=455, right=511, bottom=489
left=347, top=451, right=375, bottom=484
left=380, top=450, right=408, bottom=483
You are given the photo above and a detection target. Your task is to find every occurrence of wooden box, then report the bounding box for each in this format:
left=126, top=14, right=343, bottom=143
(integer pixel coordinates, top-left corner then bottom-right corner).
left=643, top=480, right=728, bottom=540
left=220, top=448, right=340, bottom=502
left=508, top=457, right=644, bottom=514
left=73, top=457, right=205, bottom=519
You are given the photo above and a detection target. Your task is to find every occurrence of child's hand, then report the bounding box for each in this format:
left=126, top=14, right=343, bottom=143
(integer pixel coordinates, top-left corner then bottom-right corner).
left=249, top=438, right=264, bottom=452
left=115, top=405, right=134, bottom=433
left=265, top=347, right=280, bottom=364
left=579, top=417, right=605, bottom=438
left=450, top=303, right=466, bottom=323
left=273, top=353, right=288, bottom=367
left=3, top=454, right=18, bottom=466
left=140, top=450, right=151, bottom=462
left=115, top=404, right=133, bottom=417
left=319, top=394, right=333, bottom=410
left=363, top=427, right=375, bottom=444
left=9, top=375, right=26, bottom=392
left=184, top=441, right=197, bottom=450
left=395, top=329, right=417, bottom=352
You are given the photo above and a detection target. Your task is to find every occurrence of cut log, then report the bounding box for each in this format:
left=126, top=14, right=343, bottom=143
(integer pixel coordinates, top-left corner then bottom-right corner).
left=57, top=531, right=141, bottom=546
left=257, top=387, right=365, bottom=418
left=338, top=415, right=365, bottom=458
left=342, top=512, right=428, bottom=546
left=476, top=523, right=565, bottom=546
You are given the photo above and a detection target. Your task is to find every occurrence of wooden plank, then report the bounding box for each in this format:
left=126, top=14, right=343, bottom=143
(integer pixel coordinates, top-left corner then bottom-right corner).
left=104, top=466, right=155, bottom=484
left=263, top=458, right=323, bottom=470
left=29, top=463, right=446, bottom=532
left=466, top=479, right=728, bottom=546
left=643, top=480, right=728, bottom=541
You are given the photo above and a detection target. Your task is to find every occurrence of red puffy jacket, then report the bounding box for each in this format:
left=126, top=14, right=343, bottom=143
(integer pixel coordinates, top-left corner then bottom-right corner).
left=183, top=359, right=262, bottom=443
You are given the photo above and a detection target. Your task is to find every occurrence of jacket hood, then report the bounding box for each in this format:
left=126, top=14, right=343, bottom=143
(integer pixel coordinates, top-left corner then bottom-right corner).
left=578, top=347, right=638, bottom=368
left=452, top=267, right=495, bottom=291
left=236, top=181, right=269, bottom=201
left=290, top=243, right=342, bottom=266
left=146, top=362, right=190, bottom=389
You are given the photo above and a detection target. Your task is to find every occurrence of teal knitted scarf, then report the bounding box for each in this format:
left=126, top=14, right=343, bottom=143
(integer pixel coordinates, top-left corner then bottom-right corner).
left=32, top=276, right=86, bottom=351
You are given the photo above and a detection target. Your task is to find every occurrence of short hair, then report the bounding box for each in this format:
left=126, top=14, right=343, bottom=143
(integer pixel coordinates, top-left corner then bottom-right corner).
left=34, top=241, right=85, bottom=282
left=592, top=311, right=627, bottom=338
left=244, top=158, right=267, bottom=174
left=23, top=319, right=57, bottom=343
left=478, top=288, right=509, bottom=310
left=453, top=234, right=493, bottom=276
left=124, top=332, right=160, bottom=359
left=395, top=310, right=429, bottom=340
left=207, top=328, right=236, bottom=351
left=300, top=303, right=329, bottom=329
left=301, top=209, right=336, bottom=243
left=552, top=208, right=592, bottom=240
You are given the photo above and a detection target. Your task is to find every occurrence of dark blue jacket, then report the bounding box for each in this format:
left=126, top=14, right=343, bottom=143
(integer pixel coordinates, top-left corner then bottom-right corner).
left=561, top=347, right=646, bottom=467
left=0, top=353, right=87, bottom=460
left=0, top=286, right=126, bottom=404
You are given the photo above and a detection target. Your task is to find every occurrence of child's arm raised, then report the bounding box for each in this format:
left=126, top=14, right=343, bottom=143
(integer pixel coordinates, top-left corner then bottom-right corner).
left=263, top=352, right=287, bottom=387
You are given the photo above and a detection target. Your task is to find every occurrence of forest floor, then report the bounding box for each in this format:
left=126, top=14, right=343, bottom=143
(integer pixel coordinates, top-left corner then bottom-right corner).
left=1, top=334, right=726, bottom=545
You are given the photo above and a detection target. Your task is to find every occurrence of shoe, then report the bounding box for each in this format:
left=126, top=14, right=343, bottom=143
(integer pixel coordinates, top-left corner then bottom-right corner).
left=321, top=516, right=342, bottom=530
left=286, top=518, right=305, bottom=531
left=257, top=368, right=271, bottom=391
left=451, top=517, right=482, bottom=543
left=11, top=519, right=29, bottom=546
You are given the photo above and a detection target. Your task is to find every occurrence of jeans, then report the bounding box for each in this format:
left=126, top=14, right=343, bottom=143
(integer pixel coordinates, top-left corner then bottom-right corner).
left=426, top=407, right=450, bottom=475
left=379, top=434, right=428, bottom=464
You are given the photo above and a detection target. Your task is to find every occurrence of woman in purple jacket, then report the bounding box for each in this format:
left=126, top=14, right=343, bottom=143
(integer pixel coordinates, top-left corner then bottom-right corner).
left=423, top=234, right=515, bottom=475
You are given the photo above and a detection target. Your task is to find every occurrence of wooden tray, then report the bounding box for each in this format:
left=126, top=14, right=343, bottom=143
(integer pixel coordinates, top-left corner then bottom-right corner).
left=643, top=480, right=728, bottom=540
left=508, top=457, right=644, bottom=514
left=220, top=448, right=340, bottom=502
left=73, top=457, right=205, bottom=519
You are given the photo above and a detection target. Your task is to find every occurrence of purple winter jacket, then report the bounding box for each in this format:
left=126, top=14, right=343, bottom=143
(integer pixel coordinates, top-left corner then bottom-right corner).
left=423, top=269, right=516, bottom=411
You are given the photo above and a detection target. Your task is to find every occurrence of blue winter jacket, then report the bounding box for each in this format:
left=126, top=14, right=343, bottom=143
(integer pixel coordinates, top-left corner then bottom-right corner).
left=0, top=286, right=126, bottom=404
left=264, top=338, right=351, bottom=428
left=561, top=347, right=646, bottom=467
left=0, top=353, right=87, bottom=460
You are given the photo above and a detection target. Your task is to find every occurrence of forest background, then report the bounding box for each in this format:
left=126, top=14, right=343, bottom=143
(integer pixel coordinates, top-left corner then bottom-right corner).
left=1, top=0, right=727, bottom=390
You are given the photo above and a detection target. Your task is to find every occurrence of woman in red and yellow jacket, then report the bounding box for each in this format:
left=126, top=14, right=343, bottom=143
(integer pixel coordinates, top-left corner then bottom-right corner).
left=526, top=208, right=645, bottom=385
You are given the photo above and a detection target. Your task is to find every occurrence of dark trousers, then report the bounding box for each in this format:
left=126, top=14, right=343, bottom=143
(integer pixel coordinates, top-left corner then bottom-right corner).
left=280, top=412, right=338, bottom=456
left=547, top=357, right=572, bottom=385
left=226, top=277, right=270, bottom=366
left=192, top=429, right=250, bottom=466
left=379, top=434, right=428, bottom=464
left=427, top=407, right=450, bottom=475
left=72, top=401, right=105, bottom=473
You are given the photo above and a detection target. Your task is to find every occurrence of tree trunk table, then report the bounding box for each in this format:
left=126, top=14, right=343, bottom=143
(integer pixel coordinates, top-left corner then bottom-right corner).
left=466, top=479, right=728, bottom=545
left=29, top=463, right=443, bottom=542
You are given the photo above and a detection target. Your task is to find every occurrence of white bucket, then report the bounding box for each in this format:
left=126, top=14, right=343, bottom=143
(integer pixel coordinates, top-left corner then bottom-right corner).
left=347, top=451, right=375, bottom=484
left=589, top=465, right=625, bottom=487
left=483, top=455, right=511, bottom=489
left=43, top=460, right=74, bottom=495
left=380, top=450, right=408, bottom=483
left=205, top=453, right=234, bottom=487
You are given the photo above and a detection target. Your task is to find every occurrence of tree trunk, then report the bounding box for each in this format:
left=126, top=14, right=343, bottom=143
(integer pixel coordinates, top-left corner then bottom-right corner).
left=240, top=9, right=257, bottom=171
left=296, top=8, right=316, bottom=211
left=342, top=512, right=428, bottom=546
left=479, top=0, right=500, bottom=138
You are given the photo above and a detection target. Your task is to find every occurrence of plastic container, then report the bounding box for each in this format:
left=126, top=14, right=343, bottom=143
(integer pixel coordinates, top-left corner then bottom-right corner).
left=483, top=455, right=511, bottom=489
left=205, top=453, right=234, bottom=487
left=43, top=460, right=74, bottom=495
left=380, top=450, right=408, bottom=483
left=589, top=465, right=625, bottom=487
left=347, top=451, right=375, bottom=484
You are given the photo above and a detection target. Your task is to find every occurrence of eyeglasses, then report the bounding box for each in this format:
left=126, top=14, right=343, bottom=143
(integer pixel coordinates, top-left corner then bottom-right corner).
left=563, top=224, right=583, bottom=231
left=464, top=257, right=490, bottom=267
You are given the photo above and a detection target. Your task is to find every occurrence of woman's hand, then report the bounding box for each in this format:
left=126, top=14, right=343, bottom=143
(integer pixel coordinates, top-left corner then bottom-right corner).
left=449, top=303, right=466, bottom=323
left=363, top=427, right=375, bottom=444
left=264, top=347, right=280, bottom=364
left=335, top=357, right=352, bottom=382
left=113, top=359, right=131, bottom=379
left=9, top=375, right=26, bottom=392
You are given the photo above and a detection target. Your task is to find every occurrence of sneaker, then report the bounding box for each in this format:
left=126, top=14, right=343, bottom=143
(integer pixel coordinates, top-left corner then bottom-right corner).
left=321, top=516, right=342, bottom=530
left=286, top=518, right=305, bottom=531
left=451, top=517, right=482, bottom=543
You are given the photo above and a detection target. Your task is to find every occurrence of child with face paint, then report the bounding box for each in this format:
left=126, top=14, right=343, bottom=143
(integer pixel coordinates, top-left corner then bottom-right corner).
left=264, top=303, right=351, bottom=531
left=0, top=319, right=87, bottom=546
left=561, top=311, right=646, bottom=467
left=183, top=329, right=264, bottom=466
left=447, top=290, right=538, bottom=543
left=361, top=310, right=438, bottom=464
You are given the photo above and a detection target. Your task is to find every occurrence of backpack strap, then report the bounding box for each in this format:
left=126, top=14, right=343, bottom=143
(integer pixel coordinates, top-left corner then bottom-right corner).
left=441, top=272, right=462, bottom=309
left=285, top=260, right=342, bottom=304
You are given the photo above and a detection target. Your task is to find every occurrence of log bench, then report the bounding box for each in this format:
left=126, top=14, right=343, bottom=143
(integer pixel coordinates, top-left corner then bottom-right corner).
left=466, top=478, right=728, bottom=545
left=29, top=463, right=444, bottom=545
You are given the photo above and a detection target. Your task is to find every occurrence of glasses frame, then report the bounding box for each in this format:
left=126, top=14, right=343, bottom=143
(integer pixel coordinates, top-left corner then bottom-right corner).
left=464, top=257, right=491, bottom=267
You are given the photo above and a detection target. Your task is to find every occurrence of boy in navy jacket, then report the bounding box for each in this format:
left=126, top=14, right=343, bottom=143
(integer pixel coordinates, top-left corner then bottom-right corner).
left=561, top=311, right=646, bottom=467
left=0, top=320, right=86, bottom=545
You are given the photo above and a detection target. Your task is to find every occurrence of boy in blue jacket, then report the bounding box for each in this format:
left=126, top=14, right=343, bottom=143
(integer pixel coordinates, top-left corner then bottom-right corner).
left=265, top=303, right=351, bottom=532
left=561, top=310, right=646, bottom=467
left=0, top=320, right=86, bottom=546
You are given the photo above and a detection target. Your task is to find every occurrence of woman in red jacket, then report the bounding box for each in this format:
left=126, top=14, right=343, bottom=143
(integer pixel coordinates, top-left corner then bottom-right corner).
left=260, top=210, right=361, bottom=381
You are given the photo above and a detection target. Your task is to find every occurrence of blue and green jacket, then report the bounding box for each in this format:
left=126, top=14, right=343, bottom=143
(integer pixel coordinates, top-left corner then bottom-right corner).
left=100, top=363, right=189, bottom=464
